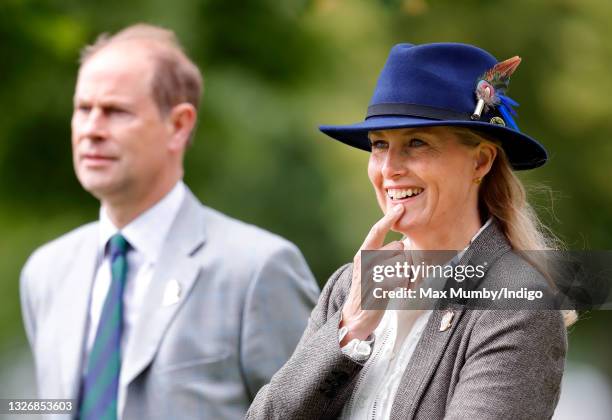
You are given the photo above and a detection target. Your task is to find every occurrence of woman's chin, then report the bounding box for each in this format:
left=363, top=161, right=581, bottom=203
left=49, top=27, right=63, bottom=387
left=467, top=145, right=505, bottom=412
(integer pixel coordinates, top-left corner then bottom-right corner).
left=391, top=216, right=420, bottom=236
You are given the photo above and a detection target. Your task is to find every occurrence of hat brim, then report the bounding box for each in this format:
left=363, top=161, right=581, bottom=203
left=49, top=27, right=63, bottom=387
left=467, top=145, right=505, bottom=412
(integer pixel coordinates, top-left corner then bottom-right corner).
left=319, top=116, right=547, bottom=170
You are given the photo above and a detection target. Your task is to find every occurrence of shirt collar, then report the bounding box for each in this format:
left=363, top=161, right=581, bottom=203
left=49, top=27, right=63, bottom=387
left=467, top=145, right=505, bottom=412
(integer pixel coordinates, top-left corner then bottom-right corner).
left=402, top=217, right=493, bottom=251
left=98, top=180, right=186, bottom=263
left=453, top=217, right=493, bottom=262
left=469, top=217, right=493, bottom=246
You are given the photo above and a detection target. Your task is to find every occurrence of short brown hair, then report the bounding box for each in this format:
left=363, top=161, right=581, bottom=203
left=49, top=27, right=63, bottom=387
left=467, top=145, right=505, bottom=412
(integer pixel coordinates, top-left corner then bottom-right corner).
left=80, top=24, right=203, bottom=115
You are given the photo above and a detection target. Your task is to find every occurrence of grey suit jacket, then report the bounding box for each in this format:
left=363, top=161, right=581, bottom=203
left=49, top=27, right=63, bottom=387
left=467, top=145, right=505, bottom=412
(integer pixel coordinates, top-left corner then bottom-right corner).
left=20, top=188, right=319, bottom=419
left=247, top=221, right=567, bottom=419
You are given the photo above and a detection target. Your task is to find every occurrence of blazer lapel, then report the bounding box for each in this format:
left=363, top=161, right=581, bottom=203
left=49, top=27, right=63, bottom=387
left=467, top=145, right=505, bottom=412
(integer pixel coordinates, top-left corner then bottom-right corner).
left=391, top=221, right=511, bottom=418
left=390, top=304, right=467, bottom=419
left=119, top=189, right=206, bottom=403
left=57, top=225, right=99, bottom=399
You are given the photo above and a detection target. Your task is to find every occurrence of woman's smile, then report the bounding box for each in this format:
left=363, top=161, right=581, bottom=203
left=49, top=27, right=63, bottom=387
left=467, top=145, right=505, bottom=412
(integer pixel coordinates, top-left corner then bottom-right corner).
left=385, top=186, right=425, bottom=202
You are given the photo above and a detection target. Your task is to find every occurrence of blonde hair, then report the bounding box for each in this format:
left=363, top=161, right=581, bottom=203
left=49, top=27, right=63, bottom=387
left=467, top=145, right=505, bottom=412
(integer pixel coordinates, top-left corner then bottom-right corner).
left=452, top=127, right=577, bottom=326
left=80, top=24, right=203, bottom=117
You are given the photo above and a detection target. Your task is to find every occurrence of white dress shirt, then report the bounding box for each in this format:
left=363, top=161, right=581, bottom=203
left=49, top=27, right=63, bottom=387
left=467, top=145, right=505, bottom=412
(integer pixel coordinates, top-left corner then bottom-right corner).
left=340, top=218, right=493, bottom=419
left=82, top=181, right=186, bottom=373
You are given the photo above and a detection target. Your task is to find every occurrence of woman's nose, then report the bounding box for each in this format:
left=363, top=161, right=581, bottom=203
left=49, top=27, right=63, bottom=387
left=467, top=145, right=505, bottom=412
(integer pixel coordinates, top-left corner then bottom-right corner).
left=381, top=149, right=408, bottom=178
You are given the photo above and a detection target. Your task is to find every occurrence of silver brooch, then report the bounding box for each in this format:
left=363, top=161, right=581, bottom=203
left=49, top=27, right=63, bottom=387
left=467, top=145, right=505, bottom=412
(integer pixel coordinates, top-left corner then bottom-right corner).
left=439, top=310, right=455, bottom=332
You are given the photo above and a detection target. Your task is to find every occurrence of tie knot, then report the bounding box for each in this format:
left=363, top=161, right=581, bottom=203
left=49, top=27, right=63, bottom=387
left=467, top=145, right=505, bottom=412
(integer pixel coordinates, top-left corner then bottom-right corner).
left=109, top=233, right=129, bottom=259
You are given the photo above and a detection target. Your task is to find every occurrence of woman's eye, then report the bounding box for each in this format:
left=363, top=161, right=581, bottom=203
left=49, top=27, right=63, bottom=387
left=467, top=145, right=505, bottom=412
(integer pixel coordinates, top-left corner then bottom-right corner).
left=370, top=140, right=388, bottom=150
left=409, top=138, right=426, bottom=147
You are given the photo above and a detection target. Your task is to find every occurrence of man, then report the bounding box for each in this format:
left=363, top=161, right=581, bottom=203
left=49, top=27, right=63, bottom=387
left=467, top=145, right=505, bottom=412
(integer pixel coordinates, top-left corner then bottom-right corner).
left=19, top=24, right=319, bottom=420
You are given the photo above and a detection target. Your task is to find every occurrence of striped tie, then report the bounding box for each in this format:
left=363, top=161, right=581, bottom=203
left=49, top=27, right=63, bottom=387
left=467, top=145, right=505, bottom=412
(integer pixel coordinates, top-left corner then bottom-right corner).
left=79, top=233, right=129, bottom=420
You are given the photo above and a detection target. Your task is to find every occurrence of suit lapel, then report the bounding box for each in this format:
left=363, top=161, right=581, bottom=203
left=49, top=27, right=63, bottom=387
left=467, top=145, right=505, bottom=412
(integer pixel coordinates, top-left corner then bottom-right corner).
left=391, top=221, right=511, bottom=418
left=119, top=190, right=206, bottom=403
left=57, top=225, right=99, bottom=399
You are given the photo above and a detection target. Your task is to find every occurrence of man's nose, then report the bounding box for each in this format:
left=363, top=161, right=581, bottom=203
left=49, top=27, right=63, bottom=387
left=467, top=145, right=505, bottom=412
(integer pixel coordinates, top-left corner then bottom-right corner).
left=79, top=108, right=107, bottom=141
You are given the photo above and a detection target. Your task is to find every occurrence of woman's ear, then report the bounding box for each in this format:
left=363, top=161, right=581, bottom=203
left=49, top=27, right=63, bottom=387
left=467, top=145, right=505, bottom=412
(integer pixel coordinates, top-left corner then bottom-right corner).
left=167, top=103, right=197, bottom=152
left=474, top=142, right=497, bottom=178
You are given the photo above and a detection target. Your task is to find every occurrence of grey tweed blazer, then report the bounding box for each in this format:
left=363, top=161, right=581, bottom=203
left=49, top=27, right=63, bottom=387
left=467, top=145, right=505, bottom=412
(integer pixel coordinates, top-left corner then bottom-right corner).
left=247, top=221, right=567, bottom=419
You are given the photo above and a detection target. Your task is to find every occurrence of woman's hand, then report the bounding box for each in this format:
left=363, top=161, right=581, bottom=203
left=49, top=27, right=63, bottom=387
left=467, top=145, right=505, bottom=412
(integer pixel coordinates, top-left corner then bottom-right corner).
left=340, top=204, right=405, bottom=346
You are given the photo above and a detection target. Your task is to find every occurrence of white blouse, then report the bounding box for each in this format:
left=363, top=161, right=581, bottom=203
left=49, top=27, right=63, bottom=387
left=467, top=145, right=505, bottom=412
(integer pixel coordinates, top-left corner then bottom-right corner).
left=340, top=309, right=432, bottom=419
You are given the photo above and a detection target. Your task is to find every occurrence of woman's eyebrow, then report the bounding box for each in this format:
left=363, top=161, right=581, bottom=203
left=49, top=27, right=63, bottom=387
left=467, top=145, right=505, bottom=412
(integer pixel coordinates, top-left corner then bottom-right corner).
left=397, top=130, right=435, bottom=139
left=367, top=129, right=439, bottom=141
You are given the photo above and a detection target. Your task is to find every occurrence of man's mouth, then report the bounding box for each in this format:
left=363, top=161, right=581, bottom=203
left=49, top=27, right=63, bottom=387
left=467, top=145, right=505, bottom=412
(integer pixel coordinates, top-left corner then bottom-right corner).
left=82, top=153, right=116, bottom=161
left=386, top=187, right=424, bottom=201
left=81, top=153, right=118, bottom=167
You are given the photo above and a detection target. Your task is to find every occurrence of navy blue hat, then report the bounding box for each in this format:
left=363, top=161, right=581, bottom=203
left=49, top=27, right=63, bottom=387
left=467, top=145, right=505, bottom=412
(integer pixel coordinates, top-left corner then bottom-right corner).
left=319, top=43, right=548, bottom=170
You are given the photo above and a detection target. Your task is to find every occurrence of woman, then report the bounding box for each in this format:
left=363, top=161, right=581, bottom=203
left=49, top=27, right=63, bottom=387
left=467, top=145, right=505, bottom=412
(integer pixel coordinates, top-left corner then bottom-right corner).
left=247, top=43, right=569, bottom=419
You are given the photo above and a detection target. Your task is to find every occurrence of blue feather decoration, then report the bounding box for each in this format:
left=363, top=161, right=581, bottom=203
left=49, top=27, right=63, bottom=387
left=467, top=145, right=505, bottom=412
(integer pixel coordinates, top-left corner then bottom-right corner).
left=471, top=56, right=522, bottom=131
left=499, top=94, right=520, bottom=130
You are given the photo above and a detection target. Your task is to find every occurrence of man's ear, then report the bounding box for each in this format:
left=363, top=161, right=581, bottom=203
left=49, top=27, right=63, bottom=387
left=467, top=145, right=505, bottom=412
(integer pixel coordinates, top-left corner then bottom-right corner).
left=474, top=142, right=497, bottom=178
left=167, top=103, right=197, bottom=152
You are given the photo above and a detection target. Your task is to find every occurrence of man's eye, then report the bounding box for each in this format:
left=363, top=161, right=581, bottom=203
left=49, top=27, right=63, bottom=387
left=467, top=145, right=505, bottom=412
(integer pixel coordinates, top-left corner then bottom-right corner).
left=77, top=105, right=91, bottom=113
left=370, top=140, right=388, bottom=150
left=106, top=107, right=127, bottom=115
left=409, top=138, right=426, bottom=147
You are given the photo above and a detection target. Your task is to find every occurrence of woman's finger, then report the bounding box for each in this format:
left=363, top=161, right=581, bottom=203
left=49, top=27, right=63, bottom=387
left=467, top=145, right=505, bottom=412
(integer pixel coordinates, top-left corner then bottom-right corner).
left=380, top=240, right=404, bottom=251
left=360, top=239, right=404, bottom=271
left=361, top=204, right=405, bottom=250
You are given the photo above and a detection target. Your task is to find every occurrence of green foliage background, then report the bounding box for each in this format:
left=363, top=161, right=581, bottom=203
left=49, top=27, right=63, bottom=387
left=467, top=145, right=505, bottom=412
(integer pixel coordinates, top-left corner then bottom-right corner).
left=1, top=0, right=611, bottom=390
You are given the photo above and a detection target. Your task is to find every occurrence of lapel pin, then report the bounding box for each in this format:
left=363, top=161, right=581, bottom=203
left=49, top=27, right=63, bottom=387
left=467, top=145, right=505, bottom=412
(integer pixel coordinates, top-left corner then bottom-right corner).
left=162, top=278, right=182, bottom=307
left=439, top=310, right=454, bottom=332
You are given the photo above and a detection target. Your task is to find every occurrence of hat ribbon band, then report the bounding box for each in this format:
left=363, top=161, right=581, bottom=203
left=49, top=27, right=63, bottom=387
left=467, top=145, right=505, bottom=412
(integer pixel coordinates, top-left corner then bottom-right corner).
left=366, top=103, right=471, bottom=121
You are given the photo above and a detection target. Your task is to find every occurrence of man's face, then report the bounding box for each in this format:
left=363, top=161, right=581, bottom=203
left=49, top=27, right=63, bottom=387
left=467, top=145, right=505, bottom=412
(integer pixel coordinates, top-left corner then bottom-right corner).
left=71, top=42, right=174, bottom=204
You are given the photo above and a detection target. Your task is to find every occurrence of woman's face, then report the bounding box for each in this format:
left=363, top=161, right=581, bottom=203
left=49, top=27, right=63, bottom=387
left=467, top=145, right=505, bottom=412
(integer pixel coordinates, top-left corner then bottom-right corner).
left=368, top=127, right=483, bottom=236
